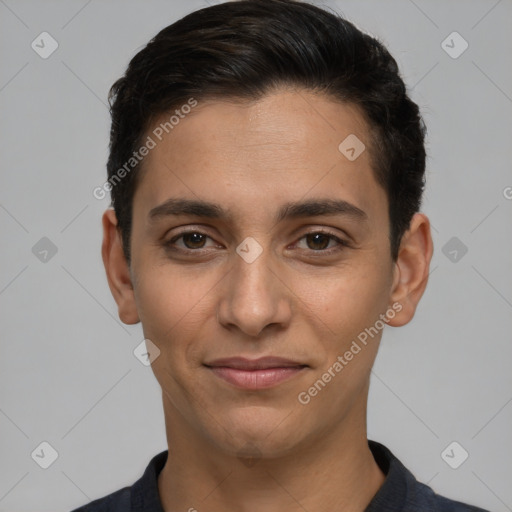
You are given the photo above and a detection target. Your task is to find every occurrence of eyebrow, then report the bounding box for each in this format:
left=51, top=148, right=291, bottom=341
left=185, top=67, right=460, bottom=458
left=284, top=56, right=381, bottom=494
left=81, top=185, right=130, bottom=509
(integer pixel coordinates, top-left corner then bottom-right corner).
left=148, top=197, right=368, bottom=223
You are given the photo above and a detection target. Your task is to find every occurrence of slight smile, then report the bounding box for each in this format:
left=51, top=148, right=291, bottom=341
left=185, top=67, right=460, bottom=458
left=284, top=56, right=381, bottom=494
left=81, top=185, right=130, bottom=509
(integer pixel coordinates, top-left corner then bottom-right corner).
left=204, top=357, right=309, bottom=390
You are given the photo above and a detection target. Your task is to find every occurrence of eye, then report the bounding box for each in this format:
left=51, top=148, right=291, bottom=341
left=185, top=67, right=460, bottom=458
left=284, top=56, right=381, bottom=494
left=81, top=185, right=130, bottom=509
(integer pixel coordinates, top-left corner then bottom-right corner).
left=166, top=231, right=217, bottom=251
left=295, top=231, right=348, bottom=252
left=164, top=229, right=349, bottom=254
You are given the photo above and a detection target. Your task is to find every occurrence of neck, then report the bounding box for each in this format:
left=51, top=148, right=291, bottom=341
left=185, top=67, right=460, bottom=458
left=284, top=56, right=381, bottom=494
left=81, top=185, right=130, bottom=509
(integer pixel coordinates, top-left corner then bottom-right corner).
left=157, top=394, right=385, bottom=512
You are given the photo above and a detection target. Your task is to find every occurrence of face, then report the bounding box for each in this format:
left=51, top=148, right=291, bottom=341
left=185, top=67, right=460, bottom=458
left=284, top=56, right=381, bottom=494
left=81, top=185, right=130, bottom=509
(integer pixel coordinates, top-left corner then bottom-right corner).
left=104, top=87, right=430, bottom=460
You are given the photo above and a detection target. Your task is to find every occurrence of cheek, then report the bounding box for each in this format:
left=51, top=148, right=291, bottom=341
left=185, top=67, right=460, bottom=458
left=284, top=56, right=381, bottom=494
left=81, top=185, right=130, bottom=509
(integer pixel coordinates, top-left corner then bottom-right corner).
left=132, top=266, right=216, bottom=405
left=133, top=263, right=221, bottom=356
left=295, top=262, right=391, bottom=340
left=136, top=262, right=199, bottom=317
left=294, top=271, right=388, bottom=413
left=134, top=270, right=182, bottom=336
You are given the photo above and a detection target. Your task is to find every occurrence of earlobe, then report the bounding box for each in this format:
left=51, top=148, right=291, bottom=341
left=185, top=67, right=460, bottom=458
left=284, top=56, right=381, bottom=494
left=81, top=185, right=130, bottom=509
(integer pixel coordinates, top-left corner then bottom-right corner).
left=101, top=208, right=140, bottom=325
left=386, top=213, right=433, bottom=327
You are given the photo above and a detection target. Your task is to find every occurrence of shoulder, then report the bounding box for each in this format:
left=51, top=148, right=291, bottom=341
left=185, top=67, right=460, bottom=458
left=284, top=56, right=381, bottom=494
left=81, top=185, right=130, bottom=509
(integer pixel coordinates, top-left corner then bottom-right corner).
left=68, top=449, right=168, bottom=512
left=410, top=478, right=491, bottom=512
left=368, top=440, right=491, bottom=512
left=427, top=487, right=489, bottom=512
left=69, top=486, right=130, bottom=512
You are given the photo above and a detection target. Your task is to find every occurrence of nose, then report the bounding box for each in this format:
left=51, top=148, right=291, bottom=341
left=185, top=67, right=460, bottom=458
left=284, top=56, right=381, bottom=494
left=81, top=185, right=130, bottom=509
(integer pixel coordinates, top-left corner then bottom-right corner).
left=216, top=242, right=292, bottom=338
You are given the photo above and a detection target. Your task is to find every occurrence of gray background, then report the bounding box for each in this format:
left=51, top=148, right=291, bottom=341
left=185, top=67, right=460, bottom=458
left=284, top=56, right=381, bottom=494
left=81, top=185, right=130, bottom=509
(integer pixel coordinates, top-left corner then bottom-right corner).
left=1, top=0, right=511, bottom=511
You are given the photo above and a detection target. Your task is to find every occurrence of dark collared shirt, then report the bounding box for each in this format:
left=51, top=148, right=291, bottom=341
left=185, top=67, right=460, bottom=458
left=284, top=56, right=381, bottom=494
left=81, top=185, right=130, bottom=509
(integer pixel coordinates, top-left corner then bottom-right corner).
left=70, top=440, right=490, bottom=511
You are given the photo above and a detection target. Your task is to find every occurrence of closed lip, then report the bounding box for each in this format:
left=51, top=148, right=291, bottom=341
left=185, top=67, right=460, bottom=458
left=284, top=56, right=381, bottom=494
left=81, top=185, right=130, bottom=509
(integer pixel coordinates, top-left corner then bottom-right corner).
left=204, top=356, right=307, bottom=370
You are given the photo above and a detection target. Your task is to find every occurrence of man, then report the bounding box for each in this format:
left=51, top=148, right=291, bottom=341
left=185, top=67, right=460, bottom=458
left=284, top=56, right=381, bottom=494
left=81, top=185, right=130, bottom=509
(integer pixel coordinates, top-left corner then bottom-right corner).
left=73, top=0, right=489, bottom=510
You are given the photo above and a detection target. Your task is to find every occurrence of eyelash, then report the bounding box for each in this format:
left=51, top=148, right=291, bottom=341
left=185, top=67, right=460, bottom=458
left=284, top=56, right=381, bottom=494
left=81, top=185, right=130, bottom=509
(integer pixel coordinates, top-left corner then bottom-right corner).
left=165, top=229, right=349, bottom=255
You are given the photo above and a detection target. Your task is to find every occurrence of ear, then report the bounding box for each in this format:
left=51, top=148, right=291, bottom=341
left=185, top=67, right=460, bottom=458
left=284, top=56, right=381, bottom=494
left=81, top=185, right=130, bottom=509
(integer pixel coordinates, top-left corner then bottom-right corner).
left=101, top=208, right=140, bottom=325
left=387, top=212, right=433, bottom=327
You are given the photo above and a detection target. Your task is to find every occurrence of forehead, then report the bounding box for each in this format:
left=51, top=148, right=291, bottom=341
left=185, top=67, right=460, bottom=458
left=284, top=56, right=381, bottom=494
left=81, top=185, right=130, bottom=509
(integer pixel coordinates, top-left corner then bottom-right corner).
left=133, top=88, right=387, bottom=226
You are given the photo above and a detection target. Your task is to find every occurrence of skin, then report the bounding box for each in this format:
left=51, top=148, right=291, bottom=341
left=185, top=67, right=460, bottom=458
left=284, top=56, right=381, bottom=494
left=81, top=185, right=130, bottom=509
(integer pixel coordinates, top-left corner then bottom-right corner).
left=102, top=87, right=433, bottom=512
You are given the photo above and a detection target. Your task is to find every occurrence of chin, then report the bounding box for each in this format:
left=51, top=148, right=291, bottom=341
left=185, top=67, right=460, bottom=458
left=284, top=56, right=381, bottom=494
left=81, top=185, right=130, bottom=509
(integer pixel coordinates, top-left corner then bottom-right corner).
left=209, top=406, right=303, bottom=457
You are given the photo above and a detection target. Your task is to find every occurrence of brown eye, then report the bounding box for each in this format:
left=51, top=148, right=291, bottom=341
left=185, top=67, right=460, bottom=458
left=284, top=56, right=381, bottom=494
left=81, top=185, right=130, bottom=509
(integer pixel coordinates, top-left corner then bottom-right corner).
left=296, top=231, right=347, bottom=252
left=181, top=232, right=207, bottom=249
left=166, top=231, right=214, bottom=251
left=305, top=233, right=331, bottom=250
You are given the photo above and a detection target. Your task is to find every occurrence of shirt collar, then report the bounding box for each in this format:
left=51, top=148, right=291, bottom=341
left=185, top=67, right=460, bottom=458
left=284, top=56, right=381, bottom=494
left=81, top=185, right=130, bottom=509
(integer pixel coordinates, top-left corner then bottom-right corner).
left=130, top=450, right=167, bottom=512
left=129, top=440, right=417, bottom=511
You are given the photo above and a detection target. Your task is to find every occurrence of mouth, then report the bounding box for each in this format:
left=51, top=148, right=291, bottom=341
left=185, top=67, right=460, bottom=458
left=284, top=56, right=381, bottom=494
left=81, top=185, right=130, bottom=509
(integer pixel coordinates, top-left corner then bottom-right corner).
left=204, top=357, right=308, bottom=389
